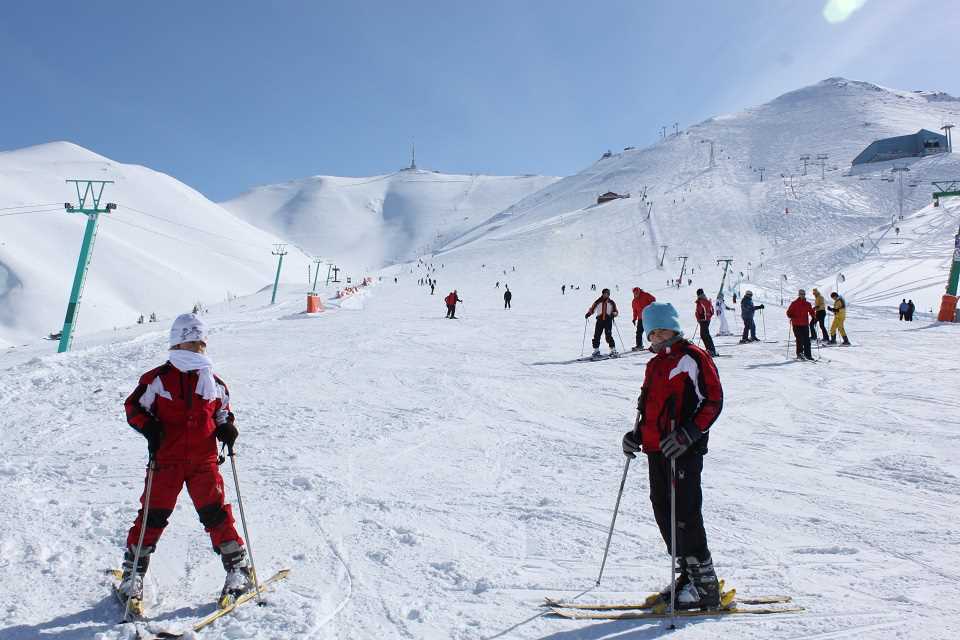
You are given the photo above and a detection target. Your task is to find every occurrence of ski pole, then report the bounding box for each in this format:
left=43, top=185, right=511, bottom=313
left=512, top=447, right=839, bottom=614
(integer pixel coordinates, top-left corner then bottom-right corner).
left=227, top=445, right=264, bottom=605
left=124, top=457, right=156, bottom=622
left=580, top=318, right=589, bottom=356
left=596, top=456, right=631, bottom=585
left=786, top=323, right=792, bottom=359
left=668, top=452, right=678, bottom=630
left=613, top=319, right=627, bottom=353
left=760, top=308, right=767, bottom=340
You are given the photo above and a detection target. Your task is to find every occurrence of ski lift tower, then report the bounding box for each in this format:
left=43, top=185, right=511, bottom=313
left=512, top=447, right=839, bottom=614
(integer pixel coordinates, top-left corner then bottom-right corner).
left=57, top=180, right=117, bottom=353
left=716, top=258, right=734, bottom=299
left=892, top=165, right=910, bottom=220
left=676, top=256, right=689, bottom=287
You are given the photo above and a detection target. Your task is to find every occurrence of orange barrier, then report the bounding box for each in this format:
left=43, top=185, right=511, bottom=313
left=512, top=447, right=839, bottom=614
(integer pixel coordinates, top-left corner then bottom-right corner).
left=306, top=294, right=323, bottom=313
left=937, top=294, right=958, bottom=322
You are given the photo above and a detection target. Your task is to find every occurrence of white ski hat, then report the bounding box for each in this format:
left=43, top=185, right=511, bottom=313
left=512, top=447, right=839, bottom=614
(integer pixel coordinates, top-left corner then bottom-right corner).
left=169, top=313, right=208, bottom=348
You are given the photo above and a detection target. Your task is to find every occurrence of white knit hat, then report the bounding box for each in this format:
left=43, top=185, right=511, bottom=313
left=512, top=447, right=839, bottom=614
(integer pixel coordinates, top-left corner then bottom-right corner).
left=169, top=313, right=208, bottom=348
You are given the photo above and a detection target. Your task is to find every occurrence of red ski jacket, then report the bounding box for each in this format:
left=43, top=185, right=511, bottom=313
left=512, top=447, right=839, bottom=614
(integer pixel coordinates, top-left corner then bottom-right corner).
left=632, top=289, right=656, bottom=322
left=586, top=297, right=619, bottom=320
left=125, top=363, right=233, bottom=465
left=695, top=297, right=714, bottom=322
left=786, top=298, right=816, bottom=326
left=634, top=340, right=723, bottom=453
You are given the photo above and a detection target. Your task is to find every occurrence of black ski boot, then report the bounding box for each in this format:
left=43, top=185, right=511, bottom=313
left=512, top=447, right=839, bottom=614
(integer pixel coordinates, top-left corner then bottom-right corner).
left=676, top=553, right=721, bottom=610
left=644, top=558, right=688, bottom=607
left=219, top=541, right=254, bottom=606
left=118, top=544, right=154, bottom=614
left=841, top=336, right=851, bottom=346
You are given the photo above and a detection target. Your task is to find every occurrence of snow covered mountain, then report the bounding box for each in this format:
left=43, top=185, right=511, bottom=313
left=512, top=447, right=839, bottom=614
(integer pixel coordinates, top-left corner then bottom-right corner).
left=221, top=169, right=559, bottom=270
left=438, top=78, right=960, bottom=312
left=0, top=142, right=312, bottom=348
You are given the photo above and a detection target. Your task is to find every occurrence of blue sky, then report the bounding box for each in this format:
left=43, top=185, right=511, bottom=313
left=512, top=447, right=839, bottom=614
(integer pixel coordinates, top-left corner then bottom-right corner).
left=1, top=0, right=955, bottom=200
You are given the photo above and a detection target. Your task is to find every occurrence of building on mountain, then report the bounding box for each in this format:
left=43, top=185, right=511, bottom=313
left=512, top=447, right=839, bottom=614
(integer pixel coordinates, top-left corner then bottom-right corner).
left=597, top=191, right=630, bottom=205
left=852, top=129, right=948, bottom=166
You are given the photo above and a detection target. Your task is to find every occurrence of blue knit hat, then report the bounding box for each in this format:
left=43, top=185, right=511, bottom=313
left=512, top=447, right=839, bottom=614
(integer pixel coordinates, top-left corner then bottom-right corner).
left=641, top=302, right=683, bottom=339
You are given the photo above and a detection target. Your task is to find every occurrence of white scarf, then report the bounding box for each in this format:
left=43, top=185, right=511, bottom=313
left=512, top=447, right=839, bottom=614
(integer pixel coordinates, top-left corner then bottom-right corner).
left=168, top=350, right=218, bottom=400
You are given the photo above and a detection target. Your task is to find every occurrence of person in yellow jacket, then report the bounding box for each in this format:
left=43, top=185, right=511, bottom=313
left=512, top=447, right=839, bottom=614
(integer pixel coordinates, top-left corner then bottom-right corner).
left=810, top=288, right=828, bottom=342
left=827, top=292, right=851, bottom=345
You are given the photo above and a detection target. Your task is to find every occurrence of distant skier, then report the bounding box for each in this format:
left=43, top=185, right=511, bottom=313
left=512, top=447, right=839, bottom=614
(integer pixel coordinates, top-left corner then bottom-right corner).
left=828, top=292, right=850, bottom=345
left=621, top=302, right=724, bottom=610
left=810, top=288, right=828, bottom=341
left=117, top=313, right=251, bottom=609
left=504, top=287, right=512, bottom=309
left=695, top=289, right=718, bottom=357
left=430, top=282, right=435, bottom=295
left=585, top=288, right=619, bottom=358
left=496, top=281, right=500, bottom=288
left=445, top=290, right=462, bottom=318
left=907, top=299, right=915, bottom=321
left=738, top=291, right=764, bottom=343
left=786, top=289, right=816, bottom=360
left=631, top=287, right=656, bottom=351
left=715, top=293, right=734, bottom=336
left=562, top=284, right=566, bottom=295
left=899, top=299, right=908, bottom=321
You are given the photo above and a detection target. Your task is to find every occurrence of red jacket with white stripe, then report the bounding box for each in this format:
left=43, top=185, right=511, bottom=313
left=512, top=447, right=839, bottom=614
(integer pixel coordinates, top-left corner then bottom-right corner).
left=124, top=363, right=234, bottom=465
left=632, top=289, right=656, bottom=322
left=634, top=340, right=723, bottom=453
left=695, top=296, right=715, bottom=322
left=586, top=297, right=619, bottom=320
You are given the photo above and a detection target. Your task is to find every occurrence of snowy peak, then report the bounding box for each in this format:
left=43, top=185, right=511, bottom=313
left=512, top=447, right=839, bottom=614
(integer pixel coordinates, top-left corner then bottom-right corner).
left=0, top=140, right=114, bottom=165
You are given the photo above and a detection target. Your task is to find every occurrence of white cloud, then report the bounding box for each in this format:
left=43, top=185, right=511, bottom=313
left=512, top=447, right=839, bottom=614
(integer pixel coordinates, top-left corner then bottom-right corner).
left=823, top=0, right=869, bottom=23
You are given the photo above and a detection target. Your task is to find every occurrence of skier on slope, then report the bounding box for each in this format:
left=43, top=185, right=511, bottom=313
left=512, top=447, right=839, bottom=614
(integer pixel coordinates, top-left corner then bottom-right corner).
left=694, top=289, right=718, bottom=357
left=827, top=292, right=851, bottom=345
left=738, top=291, right=764, bottom=343
left=810, top=288, right=828, bottom=342
left=714, top=293, right=735, bottom=336
left=631, top=287, right=656, bottom=351
left=621, top=302, right=724, bottom=610
left=906, top=299, right=915, bottom=321
left=585, top=288, right=619, bottom=358
left=898, top=299, right=908, bottom=321
left=503, top=286, right=512, bottom=309
left=118, top=313, right=251, bottom=607
left=786, top=289, right=816, bottom=360
left=445, top=290, right=462, bottom=318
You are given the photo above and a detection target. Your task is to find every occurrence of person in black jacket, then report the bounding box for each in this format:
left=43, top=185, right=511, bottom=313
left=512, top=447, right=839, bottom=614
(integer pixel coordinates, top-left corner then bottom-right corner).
left=585, top=288, right=619, bottom=357
left=503, top=287, right=512, bottom=309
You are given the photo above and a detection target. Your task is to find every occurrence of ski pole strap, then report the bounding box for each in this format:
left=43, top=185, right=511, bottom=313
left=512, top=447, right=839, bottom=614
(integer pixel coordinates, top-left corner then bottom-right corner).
left=218, top=443, right=227, bottom=465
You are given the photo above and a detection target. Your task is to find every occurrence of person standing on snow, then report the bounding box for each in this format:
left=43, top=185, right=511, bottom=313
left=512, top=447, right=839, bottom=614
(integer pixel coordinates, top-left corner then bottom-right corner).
left=739, top=291, right=764, bottom=343
left=503, top=286, right=512, bottom=309
left=585, top=288, right=619, bottom=357
left=621, top=302, right=724, bottom=610
left=694, top=289, right=718, bottom=357
left=899, top=299, right=908, bottom=322
left=810, top=288, right=828, bottom=342
left=118, top=313, right=251, bottom=609
left=786, top=289, right=816, bottom=360
left=828, top=292, right=850, bottom=345
left=445, top=290, right=462, bottom=318
left=715, top=293, right=735, bottom=336
left=631, top=287, right=656, bottom=351
left=561, top=284, right=566, bottom=295
left=906, top=299, right=915, bottom=321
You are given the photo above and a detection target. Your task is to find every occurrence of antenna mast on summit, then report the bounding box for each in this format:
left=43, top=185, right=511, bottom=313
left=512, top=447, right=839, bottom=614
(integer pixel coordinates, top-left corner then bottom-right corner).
left=410, top=142, right=417, bottom=170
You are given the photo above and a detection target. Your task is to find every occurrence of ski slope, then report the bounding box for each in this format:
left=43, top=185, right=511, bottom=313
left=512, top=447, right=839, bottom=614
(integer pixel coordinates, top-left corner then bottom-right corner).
left=0, top=142, right=312, bottom=349
left=221, top=169, right=558, bottom=272
left=0, top=273, right=957, bottom=639
left=442, top=78, right=960, bottom=309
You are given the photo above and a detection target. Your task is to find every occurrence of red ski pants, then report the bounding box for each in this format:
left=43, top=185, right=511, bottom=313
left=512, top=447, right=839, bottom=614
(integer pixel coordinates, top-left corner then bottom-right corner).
left=126, top=461, right=243, bottom=550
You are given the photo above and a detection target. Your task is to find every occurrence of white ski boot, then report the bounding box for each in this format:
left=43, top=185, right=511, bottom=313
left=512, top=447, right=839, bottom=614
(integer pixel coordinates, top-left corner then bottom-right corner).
left=591, top=348, right=602, bottom=358
left=609, top=348, right=619, bottom=358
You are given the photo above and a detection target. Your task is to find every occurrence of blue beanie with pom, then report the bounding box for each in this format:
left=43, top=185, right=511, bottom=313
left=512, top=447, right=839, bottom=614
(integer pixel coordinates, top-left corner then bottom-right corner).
left=641, top=302, right=683, bottom=339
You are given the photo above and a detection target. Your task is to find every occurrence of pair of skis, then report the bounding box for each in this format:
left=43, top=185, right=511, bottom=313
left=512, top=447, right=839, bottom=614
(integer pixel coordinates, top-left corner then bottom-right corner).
left=109, top=567, right=290, bottom=638
left=544, top=588, right=802, bottom=620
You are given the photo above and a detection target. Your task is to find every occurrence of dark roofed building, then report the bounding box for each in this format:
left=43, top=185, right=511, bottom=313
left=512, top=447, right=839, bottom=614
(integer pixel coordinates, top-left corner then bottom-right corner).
left=852, top=129, right=947, bottom=166
left=597, top=191, right=630, bottom=205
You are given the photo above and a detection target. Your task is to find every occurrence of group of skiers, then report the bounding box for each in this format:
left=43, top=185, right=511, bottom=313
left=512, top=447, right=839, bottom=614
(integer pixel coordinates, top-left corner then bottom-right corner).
left=785, top=288, right=850, bottom=360
left=898, top=299, right=916, bottom=321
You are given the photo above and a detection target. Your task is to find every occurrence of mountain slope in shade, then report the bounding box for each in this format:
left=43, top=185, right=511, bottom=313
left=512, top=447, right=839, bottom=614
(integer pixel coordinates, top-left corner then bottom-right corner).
left=0, top=141, right=312, bottom=348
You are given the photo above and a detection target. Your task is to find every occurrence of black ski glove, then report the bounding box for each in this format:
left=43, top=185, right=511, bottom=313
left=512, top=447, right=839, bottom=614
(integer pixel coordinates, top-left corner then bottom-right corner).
left=659, top=422, right=703, bottom=460
left=141, top=420, right=164, bottom=457
left=622, top=430, right=642, bottom=459
left=756, top=305, right=765, bottom=310
left=216, top=422, right=239, bottom=450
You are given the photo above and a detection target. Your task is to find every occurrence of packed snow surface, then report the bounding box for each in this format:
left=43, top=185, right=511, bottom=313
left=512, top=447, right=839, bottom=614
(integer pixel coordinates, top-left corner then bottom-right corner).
left=0, top=269, right=958, bottom=639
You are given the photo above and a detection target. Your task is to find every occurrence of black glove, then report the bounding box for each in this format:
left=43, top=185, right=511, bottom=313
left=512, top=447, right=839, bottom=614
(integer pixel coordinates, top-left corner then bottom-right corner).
left=756, top=305, right=765, bottom=310
left=141, top=420, right=164, bottom=457
left=584, top=313, right=591, bottom=319
left=622, top=430, right=642, bottom=459
left=632, top=319, right=637, bottom=325
left=827, top=306, right=835, bottom=313
left=216, top=421, right=239, bottom=450
left=659, top=422, right=702, bottom=460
